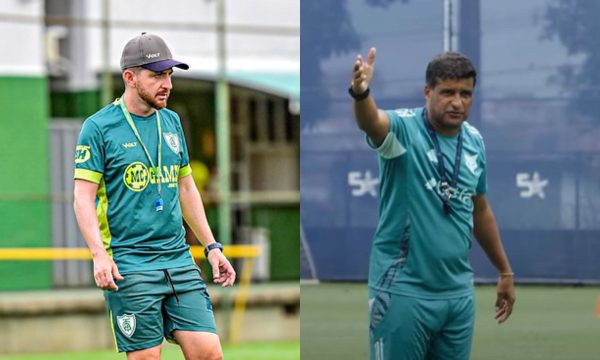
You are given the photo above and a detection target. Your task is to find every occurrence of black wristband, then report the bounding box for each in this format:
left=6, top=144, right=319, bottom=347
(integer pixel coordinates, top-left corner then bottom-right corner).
left=348, top=86, right=370, bottom=101
left=204, top=242, right=223, bottom=258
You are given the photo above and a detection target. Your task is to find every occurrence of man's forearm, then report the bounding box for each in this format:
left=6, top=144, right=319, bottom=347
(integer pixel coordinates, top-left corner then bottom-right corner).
left=179, top=177, right=217, bottom=247
left=353, top=96, right=379, bottom=130
left=74, top=196, right=108, bottom=258
left=474, top=205, right=512, bottom=273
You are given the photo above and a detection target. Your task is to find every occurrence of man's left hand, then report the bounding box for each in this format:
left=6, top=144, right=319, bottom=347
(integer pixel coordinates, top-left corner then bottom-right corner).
left=208, top=250, right=236, bottom=287
left=494, top=275, right=516, bottom=324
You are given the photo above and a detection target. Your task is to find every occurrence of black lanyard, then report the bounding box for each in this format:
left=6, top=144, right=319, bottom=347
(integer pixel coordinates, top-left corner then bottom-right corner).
left=422, top=111, right=463, bottom=215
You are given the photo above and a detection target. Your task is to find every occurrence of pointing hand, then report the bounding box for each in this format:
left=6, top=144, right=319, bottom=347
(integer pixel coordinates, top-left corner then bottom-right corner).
left=352, top=47, right=376, bottom=94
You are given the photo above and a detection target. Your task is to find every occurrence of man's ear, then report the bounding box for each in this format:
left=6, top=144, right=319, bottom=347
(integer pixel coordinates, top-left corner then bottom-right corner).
left=123, top=69, right=137, bottom=88
left=424, top=85, right=431, bottom=101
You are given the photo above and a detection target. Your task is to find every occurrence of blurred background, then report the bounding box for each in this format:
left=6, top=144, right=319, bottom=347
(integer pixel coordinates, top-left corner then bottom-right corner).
left=300, top=0, right=600, bottom=359
left=0, top=0, right=299, bottom=359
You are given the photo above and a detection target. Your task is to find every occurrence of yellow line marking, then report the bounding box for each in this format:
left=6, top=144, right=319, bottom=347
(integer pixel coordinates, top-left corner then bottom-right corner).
left=0, top=245, right=260, bottom=260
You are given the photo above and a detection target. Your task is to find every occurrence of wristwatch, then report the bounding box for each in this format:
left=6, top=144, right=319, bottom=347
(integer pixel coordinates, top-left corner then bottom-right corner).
left=348, top=86, right=370, bottom=101
left=204, top=242, right=223, bottom=258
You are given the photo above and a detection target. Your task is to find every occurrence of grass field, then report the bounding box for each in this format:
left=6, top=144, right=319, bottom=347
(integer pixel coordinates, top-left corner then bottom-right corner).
left=0, top=341, right=299, bottom=360
left=301, top=283, right=600, bottom=360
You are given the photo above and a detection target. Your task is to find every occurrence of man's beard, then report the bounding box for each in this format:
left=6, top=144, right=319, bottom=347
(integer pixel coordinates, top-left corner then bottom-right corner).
left=431, top=111, right=465, bottom=131
left=138, top=86, right=168, bottom=110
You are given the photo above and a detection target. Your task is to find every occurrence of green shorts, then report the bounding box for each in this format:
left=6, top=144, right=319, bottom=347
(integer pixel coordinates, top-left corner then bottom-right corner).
left=369, top=289, right=475, bottom=360
left=104, top=264, right=217, bottom=353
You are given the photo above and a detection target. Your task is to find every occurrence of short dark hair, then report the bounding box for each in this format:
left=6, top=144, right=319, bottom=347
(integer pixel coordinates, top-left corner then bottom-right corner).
left=425, top=52, right=477, bottom=88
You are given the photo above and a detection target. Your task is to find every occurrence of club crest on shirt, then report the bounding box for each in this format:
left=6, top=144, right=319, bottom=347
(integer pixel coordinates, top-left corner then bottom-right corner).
left=163, top=132, right=180, bottom=154
left=117, top=313, right=136, bottom=338
left=427, top=149, right=438, bottom=163
left=464, top=153, right=478, bottom=175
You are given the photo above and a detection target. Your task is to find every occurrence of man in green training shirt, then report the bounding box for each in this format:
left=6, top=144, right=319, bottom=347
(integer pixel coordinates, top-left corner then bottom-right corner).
left=349, top=48, right=515, bottom=359
left=74, top=32, right=235, bottom=360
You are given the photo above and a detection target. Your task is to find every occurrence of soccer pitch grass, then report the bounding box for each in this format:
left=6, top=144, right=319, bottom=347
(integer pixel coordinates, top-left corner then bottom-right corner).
left=301, top=283, right=600, bottom=359
left=0, top=341, right=299, bottom=360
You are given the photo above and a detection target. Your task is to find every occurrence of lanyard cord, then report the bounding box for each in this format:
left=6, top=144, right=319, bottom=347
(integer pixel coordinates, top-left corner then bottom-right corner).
left=119, top=98, right=163, bottom=197
left=422, top=110, right=463, bottom=215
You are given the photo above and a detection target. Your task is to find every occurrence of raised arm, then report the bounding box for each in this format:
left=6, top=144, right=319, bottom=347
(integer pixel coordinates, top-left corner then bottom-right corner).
left=351, top=47, right=390, bottom=146
left=472, top=194, right=515, bottom=324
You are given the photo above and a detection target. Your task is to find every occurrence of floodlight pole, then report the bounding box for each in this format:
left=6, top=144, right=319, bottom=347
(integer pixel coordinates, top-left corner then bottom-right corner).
left=101, top=0, right=112, bottom=105
left=215, top=0, right=233, bottom=343
left=216, top=0, right=231, bottom=246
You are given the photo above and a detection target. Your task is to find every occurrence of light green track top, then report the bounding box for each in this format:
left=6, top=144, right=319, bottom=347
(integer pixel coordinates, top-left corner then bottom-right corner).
left=368, top=107, right=487, bottom=299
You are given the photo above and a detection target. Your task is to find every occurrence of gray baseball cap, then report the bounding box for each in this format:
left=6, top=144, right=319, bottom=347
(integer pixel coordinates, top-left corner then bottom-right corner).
left=120, top=32, right=189, bottom=72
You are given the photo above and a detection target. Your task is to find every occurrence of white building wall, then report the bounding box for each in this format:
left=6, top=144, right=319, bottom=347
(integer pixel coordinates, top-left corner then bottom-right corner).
left=0, top=0, right=45, bottom=76
left=0, top=0, right=298, bottom=88
left=85, top=0, right=299, bottom=77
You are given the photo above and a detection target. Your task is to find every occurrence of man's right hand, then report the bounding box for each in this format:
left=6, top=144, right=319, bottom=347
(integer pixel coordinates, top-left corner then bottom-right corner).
left=352, top=47, right=376, bottom=94
left=92, top=254, right=124, bottom=291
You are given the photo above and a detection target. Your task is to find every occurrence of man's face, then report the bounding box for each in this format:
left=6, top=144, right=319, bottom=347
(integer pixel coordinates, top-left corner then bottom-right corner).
left=133, top=68, right=173, bottom=110
left=424, top=77, right=474, bottom=133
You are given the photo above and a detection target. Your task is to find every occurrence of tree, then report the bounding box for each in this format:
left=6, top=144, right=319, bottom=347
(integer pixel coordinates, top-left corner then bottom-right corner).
left=301, top=0, right=407, bottom=128
left=542, top=0, right=600, bottom=121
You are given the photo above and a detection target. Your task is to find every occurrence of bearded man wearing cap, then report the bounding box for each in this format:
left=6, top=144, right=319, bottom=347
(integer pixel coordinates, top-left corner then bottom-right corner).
left=73, top=32, right=234, bottom=360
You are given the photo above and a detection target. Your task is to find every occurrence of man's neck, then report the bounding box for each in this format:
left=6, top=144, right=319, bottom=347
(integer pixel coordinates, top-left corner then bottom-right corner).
left=431, top=121, right=461, bottom=137
left=122, top=90, right=155, bottom=117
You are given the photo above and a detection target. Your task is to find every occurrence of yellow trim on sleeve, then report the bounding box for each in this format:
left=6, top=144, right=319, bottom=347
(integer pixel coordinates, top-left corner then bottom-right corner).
left=96, top=178, right=113, bottom=256
left=179, top=164, right=192, bottom=178
left=74, top=168, right=103, bottom=184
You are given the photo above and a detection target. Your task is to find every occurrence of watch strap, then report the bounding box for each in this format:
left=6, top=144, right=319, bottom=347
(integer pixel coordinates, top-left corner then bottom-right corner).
left=204, top=242, right=223, bottom=258
left=348, top=86, right=370, bottom=101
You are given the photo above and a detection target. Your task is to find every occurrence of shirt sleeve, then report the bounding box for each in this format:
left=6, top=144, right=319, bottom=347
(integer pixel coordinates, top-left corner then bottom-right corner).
left=73, top=119, right=105, bottom=183
left=365, top=109, right=410, bottom=159
left=176, top=116, right=192, bottom=178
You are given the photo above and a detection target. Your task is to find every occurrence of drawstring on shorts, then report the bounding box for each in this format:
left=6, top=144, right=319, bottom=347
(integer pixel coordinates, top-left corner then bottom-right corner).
left=163, top=269, right=180, bottom=305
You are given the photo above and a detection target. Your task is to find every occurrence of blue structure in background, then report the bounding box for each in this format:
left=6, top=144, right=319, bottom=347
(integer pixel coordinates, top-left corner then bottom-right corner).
left=301, top=0, right=600, bottom=283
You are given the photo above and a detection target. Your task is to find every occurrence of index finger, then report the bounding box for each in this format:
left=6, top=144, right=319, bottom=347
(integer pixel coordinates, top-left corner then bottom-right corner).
left=495, top=302, right=512, bottom=323
left=223, top=273, right=236, bottom=287
left=367, top=47, right=376, bottom=66
left=104, top=273, right=119, bottom=291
